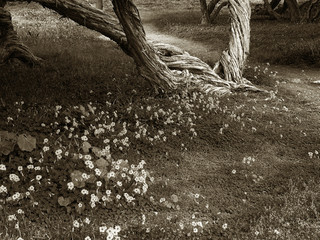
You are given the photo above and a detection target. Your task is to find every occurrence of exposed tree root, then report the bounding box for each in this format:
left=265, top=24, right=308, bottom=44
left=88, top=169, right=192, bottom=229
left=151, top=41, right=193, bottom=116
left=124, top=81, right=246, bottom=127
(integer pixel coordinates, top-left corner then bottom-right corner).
left=0, top=7, right=42, bottom=66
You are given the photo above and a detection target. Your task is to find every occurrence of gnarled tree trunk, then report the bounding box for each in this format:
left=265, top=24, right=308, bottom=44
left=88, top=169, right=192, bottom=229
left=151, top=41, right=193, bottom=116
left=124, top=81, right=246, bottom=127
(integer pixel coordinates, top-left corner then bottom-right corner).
left=6, top=0, right=260, bottom=94
left=0, top=1, right=41, bottom=66
left=215, top=0, right=251, bottom=83
left=96, top=0, right=103, bottom=10
left=112, top=0, right=179, bottom=89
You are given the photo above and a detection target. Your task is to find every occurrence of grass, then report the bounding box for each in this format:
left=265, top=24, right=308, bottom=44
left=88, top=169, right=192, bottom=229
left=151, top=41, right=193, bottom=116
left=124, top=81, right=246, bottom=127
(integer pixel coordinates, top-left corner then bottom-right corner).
left=0, top=2, right=320, bottom=240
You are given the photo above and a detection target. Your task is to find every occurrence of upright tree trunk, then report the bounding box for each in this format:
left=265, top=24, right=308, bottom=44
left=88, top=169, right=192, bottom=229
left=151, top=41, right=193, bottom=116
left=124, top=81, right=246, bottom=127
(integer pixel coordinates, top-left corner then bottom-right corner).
left=0, top=1, right=41, bottom=66
left=285, top=0, right=301, bottom=21
left=216, top=0, right=251, bottom=83
left=199, top=0, right=210, bottom=24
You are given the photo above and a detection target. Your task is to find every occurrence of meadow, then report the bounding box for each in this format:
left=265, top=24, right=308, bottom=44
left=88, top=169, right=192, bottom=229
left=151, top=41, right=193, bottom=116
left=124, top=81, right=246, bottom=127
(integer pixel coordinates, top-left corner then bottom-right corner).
left=0, top=1, right=320, bottom=239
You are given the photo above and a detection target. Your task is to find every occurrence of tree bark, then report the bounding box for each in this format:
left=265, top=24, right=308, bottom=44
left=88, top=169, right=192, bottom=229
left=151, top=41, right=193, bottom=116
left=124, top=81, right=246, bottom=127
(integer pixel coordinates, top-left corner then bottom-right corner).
left=216, top=0, right=251, bottom=84
left=263, top=0, right=284, bottom=20
left=285, top=0, right=301, bottom=21
left=208, top=0, right=221, bottom=15
left=0, top=4, right=41, bottom=66
left=112, top=0, right=179, bottom=90
left=270, top=0, right=281, bottom=9
left=6, top=0, right=261, bottom=94
left=96, top=0, right=103, bottom=10
left=210, top=1, right=228, bottom=22
left=199, top=0, right=210, bottom=24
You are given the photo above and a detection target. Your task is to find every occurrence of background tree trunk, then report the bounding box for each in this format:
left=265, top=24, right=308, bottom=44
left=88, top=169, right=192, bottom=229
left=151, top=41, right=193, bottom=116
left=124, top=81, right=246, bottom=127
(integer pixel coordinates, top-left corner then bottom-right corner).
left=270, top=0, right=282, bottom=9
left=285, top=0, right=301, bottom=21
left=0, top=2, right=41, bottom=66
left=208, top=0, right=221, bottom=15
left=211, top=1, right=228, bottom=22
left=199, top=0, right=210, bottom=24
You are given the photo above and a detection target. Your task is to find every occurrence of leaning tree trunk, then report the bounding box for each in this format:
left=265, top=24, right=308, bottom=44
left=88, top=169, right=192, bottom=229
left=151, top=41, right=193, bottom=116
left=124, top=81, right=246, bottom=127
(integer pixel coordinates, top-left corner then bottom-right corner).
left=7, top=0, right=261, bottom=94
left=0, top=0, right=41, bottom=66
left=211, top=1, right=228, bottom=22
left=270, top=0, right=281, bottom=9
left=112, top=0, right=179, bottom=89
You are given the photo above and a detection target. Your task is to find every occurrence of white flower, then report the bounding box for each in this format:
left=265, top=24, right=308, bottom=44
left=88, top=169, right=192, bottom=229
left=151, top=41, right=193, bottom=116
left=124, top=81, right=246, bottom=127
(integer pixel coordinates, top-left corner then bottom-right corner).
left=36, top=175, right=42, bottom=181
left=232, top=169, right=236, bottom=174
left=17, top=166, right=23, bottom=171
left=133, top=188, right=141, bottom=194
left=17, top=209, right=24, bottom=214
left=43, top=146, right=50, bottom=152
left=222, top=223, right=228, bottom=230
left=27, top=164, right=34, bottom=169
left=28, top=186, right=35, bottom=191
left=55, top=149, right=62, bottom=156
left=81, top=136, right=88, bottom=141
left=99, top=226, right=107, bottom=233
left=274, top=229, right=280, bottom=235
left=9, top=174, right=20, bottom=182
left=12, top=192, right=21, bottom=200
left=0, top=164, right=6, bottom=171
left=81, top=189, right=89, bottom=195
left=7, top=214, right=17, bottom=221
left=96, top=181, right=102, bottom=187
left=84, top=236, right=91, bottom=240
left=67, top=182, right=74, bottom=190
left=117, top=181, right=122, bottom=187
left=114, top=225, right=121, bottom=232
left=88, top=163, right=94, bottom=169
left=106, top=190, right=111, bottom=195
left=73, top=220, right=80, bottom=228
left=193, top=228, right=198, bottom=233
left=160, top=198, right=165, bottom=203
left=84, top=218, right=91, bottom=224
left=95, top=169, right=101, bottom=176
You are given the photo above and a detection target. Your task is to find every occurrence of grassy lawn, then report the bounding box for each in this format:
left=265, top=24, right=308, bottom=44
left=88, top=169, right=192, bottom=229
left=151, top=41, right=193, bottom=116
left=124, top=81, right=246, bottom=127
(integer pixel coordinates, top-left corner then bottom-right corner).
left=1, top=2, right=320, bottom=240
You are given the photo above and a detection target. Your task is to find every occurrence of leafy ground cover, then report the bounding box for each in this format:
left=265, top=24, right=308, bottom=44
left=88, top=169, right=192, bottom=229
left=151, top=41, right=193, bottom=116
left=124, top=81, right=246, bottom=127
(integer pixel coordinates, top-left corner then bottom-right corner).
left=1, top=2, right=320, bottom=240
